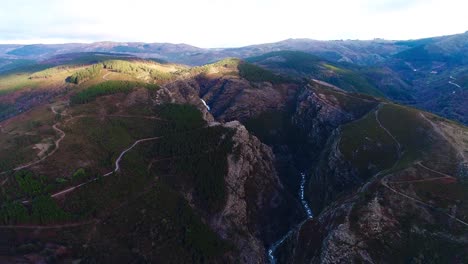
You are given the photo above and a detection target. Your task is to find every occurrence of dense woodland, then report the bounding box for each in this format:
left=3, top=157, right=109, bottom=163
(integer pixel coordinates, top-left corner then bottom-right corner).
left=152, top=104, right=235, bottom=212
left=0, top=171, right=70, bottom=225
left=70, top=80, right=158, bottom=104
left=67, top=64, right=103, bottom=84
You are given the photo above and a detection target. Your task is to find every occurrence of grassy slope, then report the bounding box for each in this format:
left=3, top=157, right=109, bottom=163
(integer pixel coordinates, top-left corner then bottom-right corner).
left=247, top=50, right=385, bottom=97
left=0, top=100, right=237, bottom=261
left=339, top=109, right=398, bottom=178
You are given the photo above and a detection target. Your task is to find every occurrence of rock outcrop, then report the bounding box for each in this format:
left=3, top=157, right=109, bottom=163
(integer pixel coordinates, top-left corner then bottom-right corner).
left=207, top=121, right=283, bottom=263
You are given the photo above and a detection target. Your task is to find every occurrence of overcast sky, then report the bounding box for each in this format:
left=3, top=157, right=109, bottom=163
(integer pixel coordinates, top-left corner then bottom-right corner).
left=0, top=0, right=467, bottom=48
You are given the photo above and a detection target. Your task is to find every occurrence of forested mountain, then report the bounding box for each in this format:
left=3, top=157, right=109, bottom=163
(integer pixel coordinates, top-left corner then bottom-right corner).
left=0, top=33, right=467, bottom=263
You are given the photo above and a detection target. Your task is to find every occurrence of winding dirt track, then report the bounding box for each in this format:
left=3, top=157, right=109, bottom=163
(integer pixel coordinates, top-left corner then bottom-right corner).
left=1, top=103, right=164, bottom=204
left=47, top=136, right=160, bottom=199
left=0, top=106, right=163, bottom=176
left=375, top=105, right=401, bottom=154
left=374, top=105, right=468, bottom=227
left=0, top=219, right=97, bottom=229
left=0, top=121, right=66, bottom=176
left=102, top=72, right=113, bottom=81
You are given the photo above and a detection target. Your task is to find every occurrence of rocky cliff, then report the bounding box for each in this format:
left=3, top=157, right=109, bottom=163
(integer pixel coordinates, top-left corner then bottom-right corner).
left=156, top=79, right=301, bottom=263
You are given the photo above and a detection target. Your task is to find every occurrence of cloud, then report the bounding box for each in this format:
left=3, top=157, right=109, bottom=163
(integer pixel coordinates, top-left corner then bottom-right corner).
left=0, top=0, right=467, bottom=47
left=365, top=0, right=426, bottom=12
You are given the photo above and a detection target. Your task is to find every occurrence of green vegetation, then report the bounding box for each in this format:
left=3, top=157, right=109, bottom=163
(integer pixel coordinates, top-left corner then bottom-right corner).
left=15, top=171, right=46, bottom=197
left=378, top=104, right=433, bottom=168
left=1, top=196, right=69, bottom=225
left=247, top=51, right=322, bottom=74
left=334, top=71, right=384, bottom=97
left=246, top=51, right=385, bottom=97
left=0, top=201, right=29, bottom=225
left=340, top=110, right=398, bottom=177
left=70, top=80, right=158, bottom=104
left=103, top=60, right=173, bottom=81
left=72, top=168, right=88, bottom=183
left=238, top=62, right=291, bottom=84
left=0, top=171, right=70, bottom=224
left=78, top=183, right=230, bottom=263
left=28, top=66, right=71, bottom=79
left=31, top=195, right=70, bottom=224
left=152, top=104, right=234, bottom=212
left=157, top=104, right=206, bottom=132
left=176, top=58, right=240, bottom=77
left=67, top=64, right=103, bottom=84
left=66, top=116, right=160, bottom=169
left=153, top=126, right=234, bottom=211
left=0, top=73, right=41, bottom=96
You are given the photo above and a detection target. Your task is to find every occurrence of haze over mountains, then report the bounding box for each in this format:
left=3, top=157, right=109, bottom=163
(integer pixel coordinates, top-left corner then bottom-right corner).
left=2, top=31, right=468, bottom=124
left=0, top=30, right=467, bottom=263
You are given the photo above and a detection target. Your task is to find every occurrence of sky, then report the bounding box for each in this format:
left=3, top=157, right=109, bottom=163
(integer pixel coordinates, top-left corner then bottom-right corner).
left=0, top=0, right=467, bottom=48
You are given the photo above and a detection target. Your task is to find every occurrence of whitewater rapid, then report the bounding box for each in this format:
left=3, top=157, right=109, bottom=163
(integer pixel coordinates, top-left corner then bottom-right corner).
left=268, top=172, right=314, bottom=264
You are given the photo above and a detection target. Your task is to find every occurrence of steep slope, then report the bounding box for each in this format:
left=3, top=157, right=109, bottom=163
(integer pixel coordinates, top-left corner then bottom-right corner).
left=0, top=70, right=296, bottom=263
left=382, top=32, right=468, bottom=124
left=0, top=56, right=185, bottom=121
left=0, top=57, right=466, bottom=263
left=276, top=104, right=468, bottom=263
left=160, top=61, right=467, bottom=262
left=246, top=51, right=386, bottom=97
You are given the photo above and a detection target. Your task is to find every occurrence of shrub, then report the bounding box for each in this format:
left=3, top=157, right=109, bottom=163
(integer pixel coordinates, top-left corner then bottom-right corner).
left=15, top=171, right=45, bottom=197
left=0, top=201, right=29, bottom=224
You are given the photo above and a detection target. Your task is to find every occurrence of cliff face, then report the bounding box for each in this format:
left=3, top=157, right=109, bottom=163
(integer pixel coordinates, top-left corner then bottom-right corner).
left=208, top=121, right=285, bottom=263
left=157, top=80, right=299, bottom=263
left=196, top=75, right=297, bottom=122
left=155, top=70, right=468, bottom=263
left=277, top=107, right=468, bottom=263
left=290, top=84, right=379, bottom=212
left=292, top=83, right=378, bottom=156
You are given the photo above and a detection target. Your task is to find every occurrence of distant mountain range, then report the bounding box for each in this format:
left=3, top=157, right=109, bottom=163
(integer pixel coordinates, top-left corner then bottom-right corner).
left=0, top=31, right=467, bottom=263
left=1, top=31, right=465, bottom=66
left=1, top=32, right=467, bottom=124
left=0, top=50, right=466, bottom=263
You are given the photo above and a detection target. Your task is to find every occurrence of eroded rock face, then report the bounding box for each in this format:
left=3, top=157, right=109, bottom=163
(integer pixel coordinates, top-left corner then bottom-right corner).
left=155, top=78, right=214, bottom=121
left=197, top=76, right=291, bottom=122
left=279, top=165, right=468, bottom=264
left=292, top=85, right=376, bottom=154
left=157, top=79, right=297, bottom=263
left=208, top=121, right=278, bottom=263
left=309, top=130, right=360, bottom=212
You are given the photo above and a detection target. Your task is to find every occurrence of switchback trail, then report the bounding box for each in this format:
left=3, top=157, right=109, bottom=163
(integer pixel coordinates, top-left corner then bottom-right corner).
left=382, top=177, right=468, bottom=226
left=374, top=106, right=468, bottom=227
left=375, top=104, right=402, bottom=155
left=0, top=105, right=163, bottom=175
left=0, top=121, right=66, bottom=176
left=48, top=136, right=160, bottom=199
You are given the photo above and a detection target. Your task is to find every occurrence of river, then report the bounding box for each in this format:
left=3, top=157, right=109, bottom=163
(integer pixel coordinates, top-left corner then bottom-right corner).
left=268, top=172, right=314, bottom=263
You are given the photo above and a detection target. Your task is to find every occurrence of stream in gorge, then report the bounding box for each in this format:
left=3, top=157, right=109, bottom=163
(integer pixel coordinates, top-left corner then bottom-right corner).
left=268, top=172, right=314, bottom=264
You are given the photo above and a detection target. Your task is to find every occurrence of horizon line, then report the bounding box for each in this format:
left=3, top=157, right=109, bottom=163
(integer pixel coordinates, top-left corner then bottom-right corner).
left=1, top=31, right=467, bottom=49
